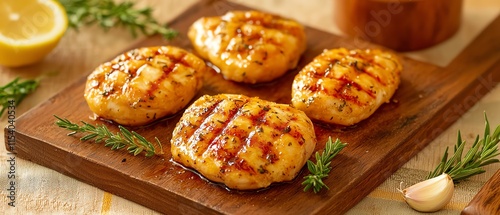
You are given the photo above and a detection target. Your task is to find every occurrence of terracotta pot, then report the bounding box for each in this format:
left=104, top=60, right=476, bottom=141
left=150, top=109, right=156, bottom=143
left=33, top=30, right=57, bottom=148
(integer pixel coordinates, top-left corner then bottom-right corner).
left=333, top=0, right=463, bottom=51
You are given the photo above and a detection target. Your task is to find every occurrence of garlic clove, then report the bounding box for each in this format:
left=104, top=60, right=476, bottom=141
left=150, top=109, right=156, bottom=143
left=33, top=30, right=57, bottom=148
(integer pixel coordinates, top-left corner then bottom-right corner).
left=400, top=173, right=454, bottom=212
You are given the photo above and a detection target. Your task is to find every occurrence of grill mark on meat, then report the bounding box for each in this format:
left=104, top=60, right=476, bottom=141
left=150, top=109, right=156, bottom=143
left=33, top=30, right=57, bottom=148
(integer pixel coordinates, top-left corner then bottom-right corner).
left=227, top=13, right=302, bottom=38
left=98, top=48, right=191, bottom=99
left=146, top=52, right=188, bottom=99
left=171, top=94, right=318, bottom=190
left=206, top=98, right=249, bottom=161
left=245, top=106, right=280, bottom=164
left=185, top=100, right=223, bottom=154
left=226, top=25, right=284, bottom=56
left=344, top=51, right=387, bottom=86
left=218, top=104, right=277, bottom=173
left=303, top=54, right=388, bottom=106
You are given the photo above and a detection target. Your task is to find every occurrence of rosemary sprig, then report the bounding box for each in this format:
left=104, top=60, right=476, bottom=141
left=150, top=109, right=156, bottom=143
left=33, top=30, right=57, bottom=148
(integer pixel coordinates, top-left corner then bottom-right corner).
left=54, top=115, right=163, bottom=157
left=0, top=78, right=39, bottom=117
left=303, top=137, right=347, bottom=193
left=427, top=113, right=500, bottom=182
left=59, top=0, right=178, bottom=39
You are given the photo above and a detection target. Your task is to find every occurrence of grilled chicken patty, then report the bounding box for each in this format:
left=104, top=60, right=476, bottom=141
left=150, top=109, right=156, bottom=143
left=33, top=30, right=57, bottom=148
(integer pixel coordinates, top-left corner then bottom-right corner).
left=171, top=94, right=316, bottom=190
left=291, top=48, right=402, bottom=126
left=84, top=46, right=207, bottom=126
left=188, top=10, right=307, bottom=84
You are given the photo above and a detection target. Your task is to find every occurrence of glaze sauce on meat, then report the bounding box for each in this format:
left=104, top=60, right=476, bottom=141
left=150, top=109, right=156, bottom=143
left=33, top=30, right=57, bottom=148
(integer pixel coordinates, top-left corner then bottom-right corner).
left=171, top=94, right=316, bottom=190
left=84, top=46, right=207, bottom=126
left=291, top=48, right=402, bottom=126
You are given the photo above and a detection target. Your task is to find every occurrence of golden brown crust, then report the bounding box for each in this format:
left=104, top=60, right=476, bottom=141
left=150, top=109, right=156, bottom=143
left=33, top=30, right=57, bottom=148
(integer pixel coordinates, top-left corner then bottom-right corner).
left=171, top=94, right=316, bottom=190
left=291, top=48, right=402, bottom=126
left=188, top=10, right=306, bottom=84
left=84, top=46, right=207, bottom=126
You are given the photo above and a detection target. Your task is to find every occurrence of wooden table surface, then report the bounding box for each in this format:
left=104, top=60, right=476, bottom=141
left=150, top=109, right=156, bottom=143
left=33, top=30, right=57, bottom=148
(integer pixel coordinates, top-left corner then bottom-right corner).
left=1, top=0, right=499, bottom=214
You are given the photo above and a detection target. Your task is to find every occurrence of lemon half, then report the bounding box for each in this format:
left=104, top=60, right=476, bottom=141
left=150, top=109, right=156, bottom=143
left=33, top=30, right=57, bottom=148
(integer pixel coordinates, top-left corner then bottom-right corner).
left=0, top=0, right=68, bottom=67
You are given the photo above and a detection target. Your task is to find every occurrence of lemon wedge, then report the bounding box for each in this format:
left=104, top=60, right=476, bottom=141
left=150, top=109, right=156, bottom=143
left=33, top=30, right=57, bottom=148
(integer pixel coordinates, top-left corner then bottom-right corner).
left=0, top=0, right=68, bottom=67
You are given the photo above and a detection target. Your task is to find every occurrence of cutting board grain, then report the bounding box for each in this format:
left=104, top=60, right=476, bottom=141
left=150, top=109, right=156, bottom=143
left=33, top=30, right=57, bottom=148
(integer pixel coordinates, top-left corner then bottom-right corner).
left=5, top=1, right=500, bottom=214
left=462, top=168, right=500, bottom=215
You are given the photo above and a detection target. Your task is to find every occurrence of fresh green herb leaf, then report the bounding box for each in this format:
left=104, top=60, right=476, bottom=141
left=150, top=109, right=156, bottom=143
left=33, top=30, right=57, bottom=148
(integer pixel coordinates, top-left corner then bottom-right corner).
left=302, top=137, right=347, bottom=193
left=427, top=113, right=500, bottom=182
left=0, top=78, right=39, bottom=117
left=54, top=115, right=163, bottom=157
left=59, top=0, right=178, bottom=40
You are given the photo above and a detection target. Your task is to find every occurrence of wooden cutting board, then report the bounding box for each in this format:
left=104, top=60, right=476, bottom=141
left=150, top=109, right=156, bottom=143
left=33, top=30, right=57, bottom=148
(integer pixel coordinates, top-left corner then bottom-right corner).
left=5, top=1, right=500, bottom=214
left=462, top=169, right=500, bottom=215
